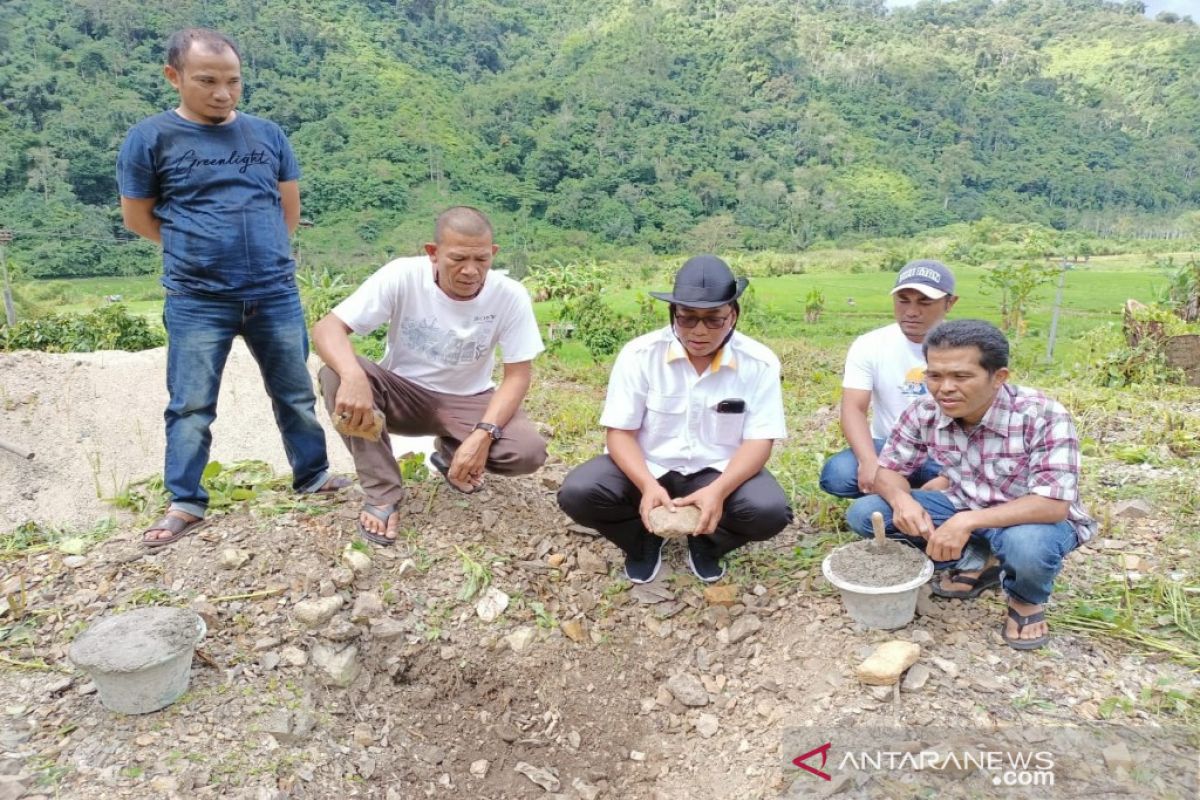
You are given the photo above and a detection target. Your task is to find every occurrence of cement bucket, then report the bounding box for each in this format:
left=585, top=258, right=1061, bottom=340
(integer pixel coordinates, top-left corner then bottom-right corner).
left=822, top=544, right=934, bottom=630
left=69, top=607, right=206, bottom=714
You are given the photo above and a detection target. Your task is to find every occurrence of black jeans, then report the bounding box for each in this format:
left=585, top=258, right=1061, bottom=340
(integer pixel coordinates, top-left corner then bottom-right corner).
left=557, top=455, right=793, bottom=559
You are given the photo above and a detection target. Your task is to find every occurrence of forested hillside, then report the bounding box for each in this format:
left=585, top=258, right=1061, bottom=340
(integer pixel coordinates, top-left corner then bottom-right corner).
left=1, top=0, right=1197, bottom=277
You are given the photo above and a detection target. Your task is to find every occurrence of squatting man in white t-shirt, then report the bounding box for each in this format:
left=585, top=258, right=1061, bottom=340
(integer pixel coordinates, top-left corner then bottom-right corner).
left=819, top=259, right=958, bottom=499
left=557, top=255, right=793, bottom=584
left=311, top=206, right=547, bottom=545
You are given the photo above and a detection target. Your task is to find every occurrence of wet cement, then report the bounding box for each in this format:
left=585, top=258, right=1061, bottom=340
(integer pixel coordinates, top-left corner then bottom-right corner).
left=69, top=607, right=202, bottom=673
left=827, top=540, right=929, bottom=588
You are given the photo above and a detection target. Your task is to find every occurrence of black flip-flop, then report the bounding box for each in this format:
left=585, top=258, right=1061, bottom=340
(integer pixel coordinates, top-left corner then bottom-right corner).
left=429, top=451, right=483, bottom=494
left=1002, top=606, right=1049, bottom=650
left=142, top=514, right=207, bottom=549
left=357, top=503, right=398, bottom=547
left=931, top=565, right=1001, bottom=599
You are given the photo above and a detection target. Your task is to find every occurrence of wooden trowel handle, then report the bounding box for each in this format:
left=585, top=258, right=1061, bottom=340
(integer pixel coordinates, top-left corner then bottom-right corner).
left=870, top=511, right=886, bottom=545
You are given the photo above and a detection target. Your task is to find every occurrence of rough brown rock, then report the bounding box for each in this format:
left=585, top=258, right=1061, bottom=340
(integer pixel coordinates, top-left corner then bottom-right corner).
left=648, top=505, right=701, bottom=538
left=856, top=641, right=921, bottom=685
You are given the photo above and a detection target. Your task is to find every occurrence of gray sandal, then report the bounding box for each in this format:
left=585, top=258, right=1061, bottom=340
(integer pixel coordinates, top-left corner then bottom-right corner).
left=357, top=504, right=398, bottom=546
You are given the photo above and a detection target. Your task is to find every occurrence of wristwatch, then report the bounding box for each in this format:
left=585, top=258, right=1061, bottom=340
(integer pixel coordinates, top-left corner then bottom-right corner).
left=473, top=422, right=503, bottom=441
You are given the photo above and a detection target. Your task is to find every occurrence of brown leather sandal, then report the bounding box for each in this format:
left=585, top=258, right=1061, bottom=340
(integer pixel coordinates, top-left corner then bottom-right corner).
left=311, top=476, right=353, bottom=494
left=142, top=514, right=207, bottom=549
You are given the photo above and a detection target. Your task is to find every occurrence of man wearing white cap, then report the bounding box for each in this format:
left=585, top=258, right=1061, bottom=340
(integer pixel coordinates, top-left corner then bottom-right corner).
left=820, top=259, right=958, bottom=499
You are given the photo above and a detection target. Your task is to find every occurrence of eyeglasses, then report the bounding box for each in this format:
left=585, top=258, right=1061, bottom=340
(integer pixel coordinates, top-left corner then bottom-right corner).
left=674, top=313, right=731, bottom=330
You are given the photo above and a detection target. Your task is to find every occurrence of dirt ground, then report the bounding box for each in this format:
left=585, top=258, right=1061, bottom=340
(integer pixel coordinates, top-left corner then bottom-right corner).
left=0, top=350, right=1197, bottom=799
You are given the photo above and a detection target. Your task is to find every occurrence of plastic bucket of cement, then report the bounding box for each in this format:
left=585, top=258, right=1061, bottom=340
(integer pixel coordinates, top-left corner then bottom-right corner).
left=68, top=607, right=206, bottom=714
left=822, top=544, right=934, bottom=630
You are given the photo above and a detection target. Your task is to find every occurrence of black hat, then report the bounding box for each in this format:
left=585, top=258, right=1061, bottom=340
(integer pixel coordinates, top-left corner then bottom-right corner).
left=649, top=255, right=749, bottom=309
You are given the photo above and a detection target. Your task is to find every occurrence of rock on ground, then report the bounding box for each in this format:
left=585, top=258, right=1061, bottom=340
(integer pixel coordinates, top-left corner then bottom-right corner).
left=666, top=673, right=709, bottom=707
left=857, top=641, right=921, bottom=685
left=294, top=596, right=344, bottom=627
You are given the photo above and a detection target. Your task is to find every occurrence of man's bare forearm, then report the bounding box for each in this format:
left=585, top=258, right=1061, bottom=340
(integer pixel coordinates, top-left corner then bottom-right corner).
left=479, top=361, right=532, bottom=428
left=949, top=495, right=1069, bottom=531
left=839, top=389, right=876, bottom=462
left=120, top=197, right=162, bottom=244
left=311, top=314, right=367, bottom=381
left=843, top=412, right=877, bottom=463
left=874, top=467, right=915, bottom=507
left=706, top=439, right=773, bottom=498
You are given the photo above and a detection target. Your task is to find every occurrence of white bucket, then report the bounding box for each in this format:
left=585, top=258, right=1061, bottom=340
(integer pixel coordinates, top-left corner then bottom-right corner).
left=822, top=544, right=934, bottom=630
left=69, top=607, right=206, bottom=714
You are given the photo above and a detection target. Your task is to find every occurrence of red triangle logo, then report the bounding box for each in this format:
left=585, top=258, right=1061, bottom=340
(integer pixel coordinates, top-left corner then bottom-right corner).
left=793, top=742, right=832, bottom=781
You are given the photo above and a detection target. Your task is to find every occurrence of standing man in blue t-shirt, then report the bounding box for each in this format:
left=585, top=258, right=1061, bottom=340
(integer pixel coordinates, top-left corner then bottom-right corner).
left=117, top=28, right=347, bottom=548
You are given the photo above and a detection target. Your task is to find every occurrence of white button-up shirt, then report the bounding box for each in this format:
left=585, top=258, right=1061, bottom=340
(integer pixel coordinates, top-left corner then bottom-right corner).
left=600, top=327, right=787, bottom=477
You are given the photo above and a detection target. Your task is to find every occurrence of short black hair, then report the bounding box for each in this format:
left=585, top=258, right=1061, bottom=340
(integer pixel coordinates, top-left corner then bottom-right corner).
left=923, top=319, right=1009, bottom=374
left=435, top=206, right=493, bottom=242
left=167, top=28, right=241, bottom=73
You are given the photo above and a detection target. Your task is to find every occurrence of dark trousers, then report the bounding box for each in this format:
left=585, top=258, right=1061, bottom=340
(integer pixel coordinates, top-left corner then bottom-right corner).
left=557, top=455, right=793, bottom=559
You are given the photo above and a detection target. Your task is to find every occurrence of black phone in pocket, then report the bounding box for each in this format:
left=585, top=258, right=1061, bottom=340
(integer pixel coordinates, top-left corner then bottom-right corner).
left=715, top=398, right=746, bottom=414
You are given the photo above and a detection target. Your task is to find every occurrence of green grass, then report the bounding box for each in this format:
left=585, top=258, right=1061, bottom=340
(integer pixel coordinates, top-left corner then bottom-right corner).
left=726, top=532, right=850, bottom=590
left=564, top=263, right=1166, bottom=377
left=454, top=546, right=493, bottom=602
left=1059, top=574, right=1200, bottom=671
left=17, top=275, right=164, bottom=317
left=0, top=519, right=118, bottom=560
left=19, top=245, right=1178, bottom=336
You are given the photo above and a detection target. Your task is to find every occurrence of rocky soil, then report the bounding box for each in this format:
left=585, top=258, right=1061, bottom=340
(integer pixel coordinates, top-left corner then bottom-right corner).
left=0, top=466, right=1195, bottom=799
left=0, top=351, right=1197, bottom=799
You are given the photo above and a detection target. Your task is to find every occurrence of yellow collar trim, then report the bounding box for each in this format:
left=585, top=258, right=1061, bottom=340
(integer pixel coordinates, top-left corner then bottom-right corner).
left=666, top=340, right=737, bottom=371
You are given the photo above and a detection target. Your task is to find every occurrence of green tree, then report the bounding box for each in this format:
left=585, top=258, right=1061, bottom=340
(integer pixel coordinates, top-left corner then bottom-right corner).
left=981, top=260, right=1058, bottom=337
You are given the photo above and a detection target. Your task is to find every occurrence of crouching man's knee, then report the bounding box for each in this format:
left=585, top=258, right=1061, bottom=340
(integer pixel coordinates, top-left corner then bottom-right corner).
left=512, top=439, right=548, bottom=475
left=491, top=435, right=547, bottom=476
left=317, top=365, right=340, bottom=411
left=747, top=501, right=793, bottom=541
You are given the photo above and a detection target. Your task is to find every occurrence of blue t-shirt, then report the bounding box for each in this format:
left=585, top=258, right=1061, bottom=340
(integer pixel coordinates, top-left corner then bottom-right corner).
left=117, top=111, right=301, bottom=299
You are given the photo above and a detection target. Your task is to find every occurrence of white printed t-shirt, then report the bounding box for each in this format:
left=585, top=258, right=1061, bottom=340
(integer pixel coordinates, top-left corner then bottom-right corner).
left=842, top=322, right=929, bottom=440
left=600, top=327, right=787, bottom=478
left=332, top=257, right=544, bottom=396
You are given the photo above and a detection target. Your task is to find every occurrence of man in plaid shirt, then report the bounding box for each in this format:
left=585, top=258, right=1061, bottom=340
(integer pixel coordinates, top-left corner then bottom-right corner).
left=846, top=319, right=1096, bottom=650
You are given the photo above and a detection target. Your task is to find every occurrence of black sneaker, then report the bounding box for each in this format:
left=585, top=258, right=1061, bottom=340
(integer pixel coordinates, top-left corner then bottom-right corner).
left=686, top=538, right=726, bottom=583
left=624, top=535, right=665, bottom=584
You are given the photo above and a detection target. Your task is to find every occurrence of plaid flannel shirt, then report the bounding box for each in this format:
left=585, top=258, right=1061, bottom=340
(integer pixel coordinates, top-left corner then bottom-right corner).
left=879, top=383, right=1097, bottom=543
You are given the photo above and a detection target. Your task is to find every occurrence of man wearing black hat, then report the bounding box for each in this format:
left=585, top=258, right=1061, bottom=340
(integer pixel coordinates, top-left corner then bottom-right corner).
left=557, top=255, right=793, bottom=583
left=819, top=259, right=958, bottom=500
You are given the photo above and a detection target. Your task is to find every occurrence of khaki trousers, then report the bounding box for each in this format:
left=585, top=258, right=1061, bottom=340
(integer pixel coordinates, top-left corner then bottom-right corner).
left=319, top=357, right=547, bottom=507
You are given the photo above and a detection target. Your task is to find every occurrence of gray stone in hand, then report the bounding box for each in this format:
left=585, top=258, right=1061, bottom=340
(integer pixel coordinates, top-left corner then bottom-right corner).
left=648, top=505, right=701, bottom=539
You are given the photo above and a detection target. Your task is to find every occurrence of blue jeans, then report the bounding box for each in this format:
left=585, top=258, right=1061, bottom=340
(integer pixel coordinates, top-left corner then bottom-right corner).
left=819, top=439, right=941, bottom=498
left=163, top=292, right=330, bottom=517
left=846, top=491, right=1078, bottom=605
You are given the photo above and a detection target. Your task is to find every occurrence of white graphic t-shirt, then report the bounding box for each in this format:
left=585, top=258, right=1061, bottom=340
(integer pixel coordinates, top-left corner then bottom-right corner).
left=332, top=257, right=544, bottom=395
left=842, top=323, right=929, bottom=439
